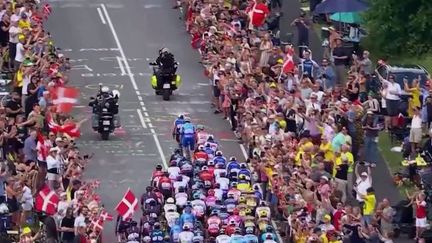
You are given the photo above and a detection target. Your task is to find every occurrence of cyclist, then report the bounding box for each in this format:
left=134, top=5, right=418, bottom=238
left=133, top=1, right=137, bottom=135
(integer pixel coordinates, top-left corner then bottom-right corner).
left=172, top=114, right=185, bottom=147
left=180, top=117, right=195, bottom=159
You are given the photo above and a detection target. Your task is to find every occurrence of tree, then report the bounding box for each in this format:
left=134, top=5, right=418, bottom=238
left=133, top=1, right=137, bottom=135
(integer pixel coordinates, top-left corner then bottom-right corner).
left=363, top=0, right=432, bottom=56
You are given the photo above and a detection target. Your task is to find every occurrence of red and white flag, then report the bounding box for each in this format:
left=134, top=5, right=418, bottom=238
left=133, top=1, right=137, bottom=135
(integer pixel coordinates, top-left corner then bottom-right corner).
left=42, top=3, right=52, bottom=18
left=247, top=0, right=269, bottom=28
left=89, top=217, right=104, bottom=232
left=36, top=133, right=49, bottom=161
left=115, top=188, right=138, bottom=219
left=35, top=185, right=59, bottom=215
left=100, top=210, right=114, bottom=221
left=283, top=47, right=295, bottom=74
left=52, top=87, right=79, bottom=113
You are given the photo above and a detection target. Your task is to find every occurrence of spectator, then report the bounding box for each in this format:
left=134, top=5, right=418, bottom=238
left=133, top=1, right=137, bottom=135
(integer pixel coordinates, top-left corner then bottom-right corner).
left=23, top=129, right=37, bottom=163
left=354, top=163, right=372, bottom=206
left=332, top=38, right=349, bottom=86
left=60, top=207, right=76, bottom=243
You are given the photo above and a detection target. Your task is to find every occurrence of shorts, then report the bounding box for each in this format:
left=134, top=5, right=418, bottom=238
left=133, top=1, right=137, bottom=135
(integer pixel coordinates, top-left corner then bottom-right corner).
left=381, top=108, right=388, bottom=116
left=386, top=99, right=399, bottom=116
left=213, top=86, right=220, bottom=98
left=182, top=136, right=195, bottom=150
left=409, top=128, right=422, bottom=143
left=416, top=217, right=428, bottom=227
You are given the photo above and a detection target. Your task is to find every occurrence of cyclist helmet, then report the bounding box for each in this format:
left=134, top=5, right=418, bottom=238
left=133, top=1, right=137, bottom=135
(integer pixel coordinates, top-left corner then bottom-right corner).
left=178, top=114, right=184, bottom=119
left=184, top=117, right=191, bottom=122
left=156, top=165, right=163, bottom=170
left=230, top=156, right=237, bottom=161
left=197, top=124, right=204, bottom=130
left=198, top=145, right=204, bottom=150
left=215, top=151, right=223, bottom=156
left=166, top=197, right=175, bottom=204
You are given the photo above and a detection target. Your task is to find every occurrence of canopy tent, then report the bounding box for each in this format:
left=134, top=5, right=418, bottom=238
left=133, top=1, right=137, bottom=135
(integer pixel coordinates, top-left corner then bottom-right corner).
left=330, top=12, right=362, bottom=24
left=314, top=0, right=369, bottom=14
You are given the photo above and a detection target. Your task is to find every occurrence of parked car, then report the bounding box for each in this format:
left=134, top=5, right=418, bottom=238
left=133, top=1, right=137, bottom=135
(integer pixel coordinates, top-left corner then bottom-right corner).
left=371, top=64, right=429, bottom=116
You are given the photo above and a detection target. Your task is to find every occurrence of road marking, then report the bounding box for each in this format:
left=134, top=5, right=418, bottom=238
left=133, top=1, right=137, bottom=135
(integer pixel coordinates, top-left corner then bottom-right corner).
left=142, top=106, right=147, bottom=111
left=144, top=112, right=149, bottom=117
left=116, top=56, right=126, bottom=75
left=143, top=4, right=162, bottom=9
left=148, top=123, right=154, bottom=128
left=102, top=3, right=167, bottom=168
left=96, top=7, right=106, bottom=24
left=136, top=109, right=147, bottom=129
left=137, top=96, right=142, bottom=101
left=71, top=64, right=93, bottom=72
left=139, top=101, right=145, bottom=106
left=100, top=4, right=138, bottom=91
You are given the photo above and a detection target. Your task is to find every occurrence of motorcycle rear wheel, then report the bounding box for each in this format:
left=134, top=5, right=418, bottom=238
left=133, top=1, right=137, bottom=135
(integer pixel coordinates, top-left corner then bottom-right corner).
left=101, top=132, right=110, bottom=140
left=162, top=89, right=170, bottom=101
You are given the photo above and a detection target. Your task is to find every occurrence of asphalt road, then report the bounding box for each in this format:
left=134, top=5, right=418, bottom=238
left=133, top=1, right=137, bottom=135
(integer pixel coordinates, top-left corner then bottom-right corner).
left=46, top=0, right=245, bottom=238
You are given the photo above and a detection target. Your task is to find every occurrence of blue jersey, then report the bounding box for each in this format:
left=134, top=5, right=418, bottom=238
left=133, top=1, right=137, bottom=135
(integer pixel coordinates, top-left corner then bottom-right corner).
left=181, top=123, right=195, bottom=138
left=179, top=212, right=196, bottom=227
left=174, top=118, right=185, bottom=133
left=150, top=230, right=164, bottom=243
left=227, top=161, right=240, bottom=172
left=170, top=225, right=182, bottom=241
left=213, top=156, right=226, bottom=166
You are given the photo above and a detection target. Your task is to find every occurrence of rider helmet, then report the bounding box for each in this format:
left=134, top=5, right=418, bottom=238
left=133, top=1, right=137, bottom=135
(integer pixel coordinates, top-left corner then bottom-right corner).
left=215, top=151, right=223, bottom=156
left=154, top=222, right=161, bottom=229
left=207, top=135, right=214, bottom=140
left=184, top=117, right=191, bottom=122
left=207, top=160, right=214, bottom=166
left=160, top=47, right=169, bottom=55
left=230, top=156, right=237, bottom=161
left=183, top=224, right=190, bottom=230
left=169, top=160, right=177, bottom=166
left=197, top=124, right=204, bottom=130
left=178, top=114, right=184, bottom=119
left=166, top=197, right=175, bottom=204
left=156, top=165, right=163, bottom=170
left=101, top=86, right=109, bottom=93
left=202, top=166, right=208, bottom=171
left=198, top=145, right=204, bottom=151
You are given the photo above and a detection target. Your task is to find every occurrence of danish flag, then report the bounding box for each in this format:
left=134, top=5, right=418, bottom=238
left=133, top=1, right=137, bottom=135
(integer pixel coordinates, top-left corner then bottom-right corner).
left=52, top=87, right=79, bottom=113
left=247, top=0, right=269, bottom=28
left=47, top=115, right=81, bottom=138
left=36, top=132, right=49, bottom=161
left=42, top=4, right=52, bottom=19
left=35, top=185, right=59, bottom=215
left=90, top=217, right=104, bottom=232
left=283, top=46, right=295, bottom=74
left=100, top=210, right=114, bottom=221
left=115, top=188, right=138, bottom=219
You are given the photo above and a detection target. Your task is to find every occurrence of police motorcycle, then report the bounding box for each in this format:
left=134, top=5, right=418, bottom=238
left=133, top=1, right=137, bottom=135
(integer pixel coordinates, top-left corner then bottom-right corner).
left=89, top=84, right=120, bottom=140
left=150, top=48, right=182, bottom=101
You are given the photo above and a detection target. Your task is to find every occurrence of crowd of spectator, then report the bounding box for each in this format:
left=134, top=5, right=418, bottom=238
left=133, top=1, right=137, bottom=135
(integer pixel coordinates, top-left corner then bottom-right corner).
left=184, top=0, right=432, bottom=242
left=0, top=0, right=105, bottom=242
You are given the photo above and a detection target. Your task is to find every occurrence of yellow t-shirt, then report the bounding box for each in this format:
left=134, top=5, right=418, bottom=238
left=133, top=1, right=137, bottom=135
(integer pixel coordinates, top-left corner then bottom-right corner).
left=363, top=194, right=376, bottom=215
left=320, top=233, right=329, bottom=243
left=320, top=142, right=334, bottom=161
left=18, top=19, right=30, bottom=29
left=343, top=152, right=354, bottom=172
left=15, top=69, right=23, bottom=87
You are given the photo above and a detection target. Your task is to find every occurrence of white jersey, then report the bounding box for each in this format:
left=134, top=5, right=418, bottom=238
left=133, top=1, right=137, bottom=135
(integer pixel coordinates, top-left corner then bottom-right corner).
left=191, top=199, right=206, bottom=216
left=165, top=211, right=180, bottom=228
left=213, top=168, right=227, bottom=179
left=197, top=132, right=209, bottom=145
left=215, top=234, right=231, bottom=243
left=164, top=203, right=177, bottom=214
left=173, top=181, right=188, bottom=193
left=215, top=177, right=229, bottom=190
left=168, top=166, right=181, bottom=179
left=178, top=231, right=194, bottom=243
left=214, top=188, right=224, bottom=200
left=175, top=193, right=188, bottom=207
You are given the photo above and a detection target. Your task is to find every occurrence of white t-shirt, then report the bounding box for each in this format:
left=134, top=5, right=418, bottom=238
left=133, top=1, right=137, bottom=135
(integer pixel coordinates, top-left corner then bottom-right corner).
left=411, top=115, right=422, bottom=129
left=216, top=235, right=231, bottom=243
left=383, top=80, right=401, bottom=100
left=46, top=155, right=60, bottom=171
left=356, top=176, right=372, bottom=202
left=9, top=26, right=21, bottom=43
left=74, top=214, right=86, bottom=233
left=15, top=42, right=25, bottom=62
left=20, top=186, right=33, bottom=211
left=178, top=231, right=194, bottom=243
left=10, top=14, right=20, bottom=23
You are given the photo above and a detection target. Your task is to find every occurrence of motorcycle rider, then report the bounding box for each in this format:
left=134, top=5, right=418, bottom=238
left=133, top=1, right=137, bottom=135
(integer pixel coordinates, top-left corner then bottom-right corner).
left=89, top=85, right=120, bottom=129
left=152, top=48, right=178, bottom=89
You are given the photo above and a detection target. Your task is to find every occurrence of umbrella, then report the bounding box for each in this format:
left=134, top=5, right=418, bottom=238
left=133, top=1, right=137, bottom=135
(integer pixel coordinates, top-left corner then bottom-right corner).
left=314, top=0, right=369, bottom=14
left=330, top=12, right=362, bottom=24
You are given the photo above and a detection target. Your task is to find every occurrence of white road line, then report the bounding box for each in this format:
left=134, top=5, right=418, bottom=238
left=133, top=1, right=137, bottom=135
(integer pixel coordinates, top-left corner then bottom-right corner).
left=144, top=112, right=149, bottom=117
left=139, top=101, right=145, bottom=106
left=135, top=91, right=140, bottom=95
left=136, top=109, right=147, bottom=129
left=142, top=107, right=147, bottom=111
left=96, top=7, right=106, bottom=24
left=116, top=56, right=126, bottom=75
left=100, top=4, right=138, bottom=91
left=102, top=3, right=167, bottom=168
left=148, top=123, right=154, bottom=128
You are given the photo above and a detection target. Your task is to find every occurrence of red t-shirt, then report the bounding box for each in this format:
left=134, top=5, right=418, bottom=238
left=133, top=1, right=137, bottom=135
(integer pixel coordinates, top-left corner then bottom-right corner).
left=416, top=200, right=427, bottom=219
left=333, top=209, right=345, bottom=231
left=250, top=3, right=269, bottom=27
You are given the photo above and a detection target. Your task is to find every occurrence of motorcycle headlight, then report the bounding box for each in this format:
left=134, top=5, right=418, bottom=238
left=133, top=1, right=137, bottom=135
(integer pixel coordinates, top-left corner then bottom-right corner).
left=104, top=102, right=110, bottom=108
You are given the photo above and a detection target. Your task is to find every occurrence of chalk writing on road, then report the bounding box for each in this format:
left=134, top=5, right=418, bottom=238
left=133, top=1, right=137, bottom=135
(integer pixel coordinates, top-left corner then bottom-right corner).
left=80, top=72, right=151, bottom=77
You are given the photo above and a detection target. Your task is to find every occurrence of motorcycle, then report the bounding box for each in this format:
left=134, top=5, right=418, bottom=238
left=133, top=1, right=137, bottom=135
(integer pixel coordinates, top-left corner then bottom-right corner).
left=89, top=84, right=120, bottom=140
left=150, top=62, right=181, bottom=101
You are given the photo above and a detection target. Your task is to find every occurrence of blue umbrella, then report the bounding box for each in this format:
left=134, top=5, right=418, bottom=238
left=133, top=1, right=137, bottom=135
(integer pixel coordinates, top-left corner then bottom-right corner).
left=314, top=0, right=369, bottom=14
left=330, top=12, right=362, bottom=24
